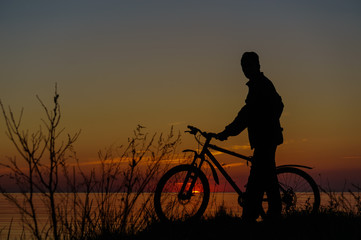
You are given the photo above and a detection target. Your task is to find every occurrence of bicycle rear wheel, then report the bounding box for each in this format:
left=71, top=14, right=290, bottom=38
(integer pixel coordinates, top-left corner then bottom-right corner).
left=154, top=164, right=210, bottom=222
left=276, top=167, right=320, bottom=214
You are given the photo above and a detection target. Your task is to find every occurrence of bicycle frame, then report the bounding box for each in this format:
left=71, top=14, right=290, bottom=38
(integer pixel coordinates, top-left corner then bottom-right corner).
left=183, top=133, right=313, bottom=198
left=184, top=136, right=252, bottom=197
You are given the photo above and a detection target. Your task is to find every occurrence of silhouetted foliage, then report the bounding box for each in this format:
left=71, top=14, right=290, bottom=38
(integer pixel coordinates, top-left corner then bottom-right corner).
left=0, top=86, right=181, bottom=239
left=0, top=85, right=79, bottom=240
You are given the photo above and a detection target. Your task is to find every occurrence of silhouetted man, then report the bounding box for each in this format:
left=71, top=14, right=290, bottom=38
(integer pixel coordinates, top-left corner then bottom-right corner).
left=215, top=52, right=283, bottom=222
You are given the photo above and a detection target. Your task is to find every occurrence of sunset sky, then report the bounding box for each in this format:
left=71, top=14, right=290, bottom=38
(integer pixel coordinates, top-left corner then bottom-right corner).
left=1, top=1, right=361, bottom=190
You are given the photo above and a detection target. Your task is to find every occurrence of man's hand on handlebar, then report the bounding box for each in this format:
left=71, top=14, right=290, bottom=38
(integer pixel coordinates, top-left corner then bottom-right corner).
left=214, top=132, right=228, bottom=141
left=203, top=132, right=228, bottom=141
left=186, top=125, right=228, bottom=141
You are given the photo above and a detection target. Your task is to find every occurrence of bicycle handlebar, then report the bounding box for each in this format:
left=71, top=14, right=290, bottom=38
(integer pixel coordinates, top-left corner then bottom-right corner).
left=186, top=125, right=216, bottom=140
left=185, top=125, right=200, bottom=135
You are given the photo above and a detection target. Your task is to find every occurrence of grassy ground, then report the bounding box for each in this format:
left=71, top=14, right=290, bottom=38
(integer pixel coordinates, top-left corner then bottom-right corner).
left=130, top=211, right=361, bottom=240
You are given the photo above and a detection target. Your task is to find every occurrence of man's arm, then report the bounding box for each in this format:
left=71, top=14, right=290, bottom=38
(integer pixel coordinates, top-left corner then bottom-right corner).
left=216, top=105, right=248, bottom=141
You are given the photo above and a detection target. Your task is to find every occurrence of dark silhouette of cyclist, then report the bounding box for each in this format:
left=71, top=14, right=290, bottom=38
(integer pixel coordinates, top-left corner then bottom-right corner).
left=215, top=52, right=283, bottom=222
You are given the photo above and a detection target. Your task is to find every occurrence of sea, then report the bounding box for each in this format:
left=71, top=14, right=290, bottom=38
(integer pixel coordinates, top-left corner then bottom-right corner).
left=0, top=192, right=359, bottom=239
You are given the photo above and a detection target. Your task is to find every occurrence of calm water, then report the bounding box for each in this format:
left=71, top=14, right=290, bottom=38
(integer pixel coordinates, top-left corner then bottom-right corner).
left=0, top=192, right=359, bottom=239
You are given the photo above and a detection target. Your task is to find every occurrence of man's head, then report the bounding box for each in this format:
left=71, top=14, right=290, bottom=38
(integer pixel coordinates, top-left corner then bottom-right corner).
left=241, top=52, right=261, bottom=79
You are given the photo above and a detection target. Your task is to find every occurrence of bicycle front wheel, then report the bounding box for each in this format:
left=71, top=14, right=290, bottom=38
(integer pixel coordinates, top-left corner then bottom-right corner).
left=154, top=165, right=210, bottom=222
left=276, top=167, right=320, bottom=214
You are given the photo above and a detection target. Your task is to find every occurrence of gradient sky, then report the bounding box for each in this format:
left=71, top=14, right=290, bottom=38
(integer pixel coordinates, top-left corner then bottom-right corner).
left=1, top=1, right=361, bottom=190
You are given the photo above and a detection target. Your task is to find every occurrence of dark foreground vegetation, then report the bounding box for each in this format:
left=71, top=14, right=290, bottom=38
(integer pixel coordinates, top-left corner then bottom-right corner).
left=137, top=214, right=361, bottom=240
left=0, top=88, right=182, bottom=240
left=126, top=210, right=361, bottom=240
left=1, top=88, right=361, bottom=240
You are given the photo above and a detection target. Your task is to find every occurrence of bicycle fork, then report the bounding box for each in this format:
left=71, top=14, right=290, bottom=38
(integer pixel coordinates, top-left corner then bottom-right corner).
left=178, top=151, right=205, bottom=199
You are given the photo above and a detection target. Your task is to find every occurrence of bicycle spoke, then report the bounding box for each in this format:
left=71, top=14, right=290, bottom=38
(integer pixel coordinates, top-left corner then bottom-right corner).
left=276, top=167, right=320, bottom=214
left=154, top=165, right=210, bottom=222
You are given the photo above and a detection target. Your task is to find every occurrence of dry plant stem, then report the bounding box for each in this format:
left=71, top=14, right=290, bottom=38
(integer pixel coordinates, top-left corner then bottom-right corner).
left=35, top=90, right=80, bottom=240
left=0, top=86, right=181, bottom=239
left=0, top=101, right=44, bottom=240
left=0, top=86, right=79, bottom=240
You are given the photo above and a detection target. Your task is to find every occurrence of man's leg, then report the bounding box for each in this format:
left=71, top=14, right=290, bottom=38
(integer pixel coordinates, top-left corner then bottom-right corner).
left=263, top=145, right=281, bottom=219
left=242, top=149, right=266, bottom=222
left=242, top=145, right=281, bottom=221
left=265, top=172, right=282, bottom=220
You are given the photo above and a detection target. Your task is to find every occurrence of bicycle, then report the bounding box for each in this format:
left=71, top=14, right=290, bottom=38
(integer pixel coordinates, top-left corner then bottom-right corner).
left=154, top=126, right=320, bottom=222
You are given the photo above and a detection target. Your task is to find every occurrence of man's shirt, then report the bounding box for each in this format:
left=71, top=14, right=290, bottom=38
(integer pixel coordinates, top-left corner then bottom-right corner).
left=221, top=72, right=283, bottom=149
